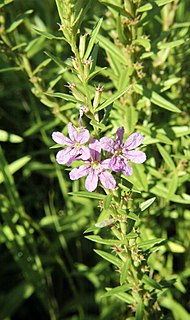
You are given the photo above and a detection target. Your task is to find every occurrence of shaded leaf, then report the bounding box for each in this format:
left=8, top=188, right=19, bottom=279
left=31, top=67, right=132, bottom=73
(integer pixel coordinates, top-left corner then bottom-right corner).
left=68, top=191, right=106, bottom=200
left=94, top=249, right=122, bottom=267
left=102, top=284, right=131, bottom=298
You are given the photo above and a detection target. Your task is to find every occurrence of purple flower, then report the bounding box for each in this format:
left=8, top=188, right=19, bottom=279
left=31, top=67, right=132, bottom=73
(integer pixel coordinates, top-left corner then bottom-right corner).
left=69, top=140, right=116, bottom=192
left=52, top=123, right=90, bottom=165
left=99, top=127, right=146, bottom=176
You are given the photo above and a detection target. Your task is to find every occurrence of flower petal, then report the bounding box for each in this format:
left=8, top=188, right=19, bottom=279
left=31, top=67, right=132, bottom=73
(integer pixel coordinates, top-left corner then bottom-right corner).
left=68, top=123, right=78, bottom=142
left=99, top=171, right=116, bottom=190
left=78, top=146, right=91, bottom=160
left=124, top=132, right=144, bottom=150
left=76, top=128, right=90, bottom=144
left=109, top=155, right=123, bottom=172
left=123, top=150, right=146, bottom=163
left=89, top=139, right=101, bottom=162
left=85, top=169, right=98, bottom=192
left=99, top=137, right=115, bottom=153
left=56, top=147, right=74, bottom=164
left=52, top=132, right=72, bottom=146
left=69, top=165, right=89, bottom=180
left=115, top=126, right=124, bottom=148
left=122, top=161, right=133, bottom=176
left=101, top=158, right=112, bottom=170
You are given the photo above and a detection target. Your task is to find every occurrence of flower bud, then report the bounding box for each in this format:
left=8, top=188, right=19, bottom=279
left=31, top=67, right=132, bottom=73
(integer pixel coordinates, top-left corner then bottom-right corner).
left=93, top=86, right=104, bottom=110
left=79, top=33, right=88, bottom=58
left=65, top=82, right=85, bottom=102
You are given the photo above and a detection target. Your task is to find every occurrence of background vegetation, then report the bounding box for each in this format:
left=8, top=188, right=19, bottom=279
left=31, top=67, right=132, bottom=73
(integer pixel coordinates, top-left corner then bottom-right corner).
left=0, top=0, right=190, bottom=319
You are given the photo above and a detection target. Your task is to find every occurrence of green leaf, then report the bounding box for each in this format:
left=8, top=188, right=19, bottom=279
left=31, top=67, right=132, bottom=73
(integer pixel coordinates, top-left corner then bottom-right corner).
left=24, top=36, right=45, bottom=58
left=167, top=241, right=185, bottom=253
left=120, top=260, right=131, bottom=285
left=98, top=1, right=132, bottom=18
left=94, top=249, right=122, bottom=267
left=88, top=67, right=107, bottom=81
left=167, top=174, right=178, bottom=200
left=102, top=284, right=131, bottom=298
left=158, top=39, right=186, bottom=50
left=171, top=126, right=190, bottom=138
left=127, top=212, right=140, bottom=221
left=117, top=14, right=127, bottom=44
left=45, top=92, right=78, bottom=103
left=159, top=296, right=190, bottom=320
left=44, top=51, right=68, bottom=69
left=135, top=299, right=144, bottom=320
left=32, top=58, right=51, bottom=76
left=136, top=125, right=173, bottom=145
left=0, top=281, right=34, bottom=319
left=68, top=191, right=106, bottom=200
left=140, top=197, right=156, bottom=211
left=6, top=10, right=33, bottom=33
left=96, top=33, right=127, bottom=65
left=142, top=274, right=162, bottom=290
left=137, top=0, right=174, bottom=12
left=103, top=193, right=113, bottom=210
left=32, top=27, right=66, bottom=40
left=0, top=0, right=14, bottom=8
left=0, top=156, right=31, bottom=184
left=83, top=226, right=97, bottom=234
left=157, top=144, right=175, bottom=170
left=133, top=38, right=151, bottom=52
left=84, top=18, right=103, bottom=59
left=90, top=119, right=106, bottom=130
left=86, top=235, right=125, bottom=246
left=150, top=184, right=190, bottom=204
left=122, top=164, right=148, bottom=192
left=134, top=84, right=181, bottom=113
left=96, top=85, right=131, bottom=111
left=0, top=130, right=23, bottom=143
left=0, top=67, right=22, bottom=73
left=114, top=292, right=134, bottom=304
left=138, top=238, right=166, bottom=250
left=124, top=105, right=138, bottom=133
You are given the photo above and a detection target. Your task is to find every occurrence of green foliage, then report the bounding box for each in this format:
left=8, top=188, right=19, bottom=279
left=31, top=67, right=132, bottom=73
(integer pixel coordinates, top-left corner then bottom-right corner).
left=0, top=0, right=190, bottom=319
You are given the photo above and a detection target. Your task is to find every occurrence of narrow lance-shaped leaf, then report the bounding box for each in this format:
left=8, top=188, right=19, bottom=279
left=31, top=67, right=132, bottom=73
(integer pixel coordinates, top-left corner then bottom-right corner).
left=45, top=92, right=78, bottom=103
left=68, top=191, right=106, bottom=200
left=0, top=156, right=31, bottom=184
left=137, top=0, right=175, bottom=12
left=96, top=33, right=127, bottom=65
left=32, top=27, right=66, bottom=40
left=120, top=260, right=131, bottom=285
left=98, top=0, right=132, bottom=18
left=134, top=84, right=181, bottom=113
left=102, top=284, right=131, bottom=298
left=0, top=0, right=14, bottom=8
left=140, top=197, right=156, bottom=211
left=157, top=143, right=175, bottom=170
left=84, top=18, right=103, bottom=60
left=96, top=85, right=131, bottom=111
left=167, top=174, right=178, bottom=200
left=94, top=249, right=122, bottom=267
left=135, top=299, right=144, bottom=320
left=6, top=10, right=33, bottom=33
left=85, top=235, right=125, bottom=246
left=159, top=296, right=190, bottom=320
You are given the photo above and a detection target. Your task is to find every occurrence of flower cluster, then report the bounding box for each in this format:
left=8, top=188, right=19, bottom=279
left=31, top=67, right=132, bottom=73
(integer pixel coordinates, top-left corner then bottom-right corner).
left=52, top=123, right=146, bottom=192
